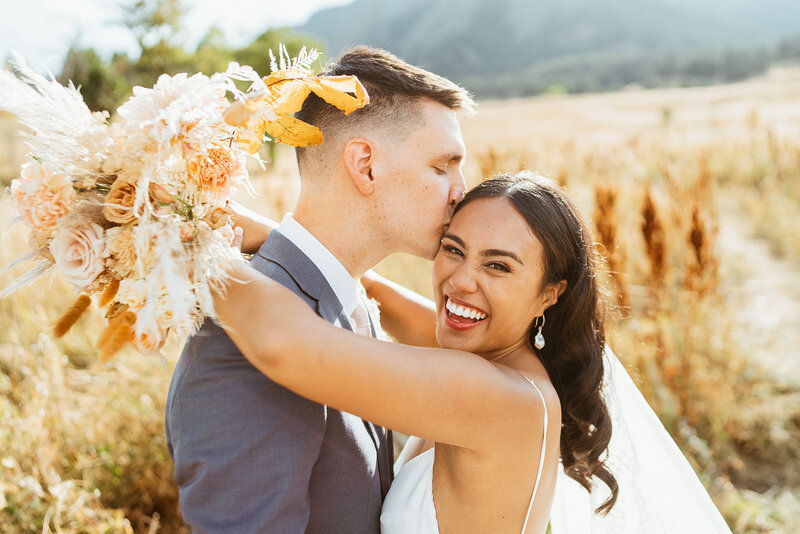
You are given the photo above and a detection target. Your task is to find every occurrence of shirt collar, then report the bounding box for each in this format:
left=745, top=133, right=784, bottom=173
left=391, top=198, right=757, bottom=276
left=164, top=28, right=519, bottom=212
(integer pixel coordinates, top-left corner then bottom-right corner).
left=276, top=214, right=360, bottom=316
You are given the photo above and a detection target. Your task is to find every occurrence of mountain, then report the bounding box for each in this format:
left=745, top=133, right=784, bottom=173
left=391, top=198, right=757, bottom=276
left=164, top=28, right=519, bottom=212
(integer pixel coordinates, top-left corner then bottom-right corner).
left=298, top=0, right=800, bottom=96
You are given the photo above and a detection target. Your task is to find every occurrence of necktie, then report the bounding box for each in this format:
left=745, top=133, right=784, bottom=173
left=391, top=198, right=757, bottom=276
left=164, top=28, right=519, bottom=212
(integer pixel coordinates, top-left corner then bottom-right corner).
left=350, top=294, right=394, bottom=495
left=349, top=297, right=372, bottom=338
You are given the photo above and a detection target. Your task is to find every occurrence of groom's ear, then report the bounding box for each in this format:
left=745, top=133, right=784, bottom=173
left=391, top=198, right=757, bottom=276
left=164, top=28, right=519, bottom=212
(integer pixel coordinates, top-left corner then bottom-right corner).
left=343, top=137, right=376, bottom=196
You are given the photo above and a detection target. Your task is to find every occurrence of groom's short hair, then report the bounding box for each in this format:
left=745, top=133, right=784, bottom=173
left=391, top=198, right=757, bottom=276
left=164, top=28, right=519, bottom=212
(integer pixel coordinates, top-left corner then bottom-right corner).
left=294, top=46, right=474, bottom=172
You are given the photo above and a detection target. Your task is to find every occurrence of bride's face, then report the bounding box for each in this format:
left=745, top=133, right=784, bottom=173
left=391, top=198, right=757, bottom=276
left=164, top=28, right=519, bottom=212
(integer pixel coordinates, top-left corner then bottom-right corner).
left=433, top=196, right=554, bottom=357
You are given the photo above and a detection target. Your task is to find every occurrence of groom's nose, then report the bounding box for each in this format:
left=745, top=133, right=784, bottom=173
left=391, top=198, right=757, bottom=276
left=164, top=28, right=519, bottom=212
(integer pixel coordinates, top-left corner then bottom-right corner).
left=448, top=169, right=467, bottom=208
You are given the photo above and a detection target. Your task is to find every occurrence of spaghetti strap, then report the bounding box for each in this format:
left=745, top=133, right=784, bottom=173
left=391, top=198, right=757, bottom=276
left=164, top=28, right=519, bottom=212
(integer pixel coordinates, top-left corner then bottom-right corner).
left=520, top=376, right=548, bottom=534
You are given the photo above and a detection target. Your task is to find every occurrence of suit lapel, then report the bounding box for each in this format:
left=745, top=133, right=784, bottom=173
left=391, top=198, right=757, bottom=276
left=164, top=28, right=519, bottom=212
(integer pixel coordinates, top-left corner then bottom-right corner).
left=256, top=230, right=348, bottom=326
left=257, top=231, right=393, bottom=490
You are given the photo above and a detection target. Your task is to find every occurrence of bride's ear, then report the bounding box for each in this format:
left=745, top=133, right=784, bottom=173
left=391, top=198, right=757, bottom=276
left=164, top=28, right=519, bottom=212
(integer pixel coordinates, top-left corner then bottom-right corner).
left=543, top=280, right=567, bottom=309
left=343, top=137, right=376, bottom=196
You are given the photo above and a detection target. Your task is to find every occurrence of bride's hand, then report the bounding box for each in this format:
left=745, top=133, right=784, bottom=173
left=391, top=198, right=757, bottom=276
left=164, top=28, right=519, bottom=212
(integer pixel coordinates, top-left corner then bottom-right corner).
left=232, top=225, right=244, bottom=253
left=228, top=201, right=278, bottom=254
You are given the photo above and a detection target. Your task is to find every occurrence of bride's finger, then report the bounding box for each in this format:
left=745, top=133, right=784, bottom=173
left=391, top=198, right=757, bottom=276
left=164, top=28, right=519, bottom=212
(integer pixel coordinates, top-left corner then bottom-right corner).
left=233, top=226, right=244, bottom=252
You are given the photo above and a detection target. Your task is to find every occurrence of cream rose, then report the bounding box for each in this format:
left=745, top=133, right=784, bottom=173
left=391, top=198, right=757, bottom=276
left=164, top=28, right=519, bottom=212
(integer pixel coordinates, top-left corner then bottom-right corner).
left=107, top=226, right=139, bottom=277
left=11, top=162, right=75, bottom=232
left=116, top=278, right=149, bottom=311
left=49, top=222, right=109, bottom=290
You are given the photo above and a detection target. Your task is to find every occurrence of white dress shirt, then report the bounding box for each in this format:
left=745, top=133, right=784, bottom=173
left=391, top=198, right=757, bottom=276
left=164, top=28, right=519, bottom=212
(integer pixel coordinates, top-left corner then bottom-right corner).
left=276, top=214, right=363, bottom=329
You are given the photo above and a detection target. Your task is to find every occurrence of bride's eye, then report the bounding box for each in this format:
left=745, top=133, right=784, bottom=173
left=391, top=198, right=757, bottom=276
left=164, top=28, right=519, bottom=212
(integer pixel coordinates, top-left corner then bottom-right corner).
left=442, top=244, right=464, bottom=257
left=433, top=166, right=448, bottom=175
left=487, top=262, right=511, bottom=273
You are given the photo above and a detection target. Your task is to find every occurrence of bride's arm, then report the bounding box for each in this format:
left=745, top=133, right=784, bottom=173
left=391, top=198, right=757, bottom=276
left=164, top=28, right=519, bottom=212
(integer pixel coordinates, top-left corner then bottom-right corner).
left=361, top=270, right=438, bottom=348
left=214, top=261, right=543, bottom=451
left=228, top=201, right=277, bottom=254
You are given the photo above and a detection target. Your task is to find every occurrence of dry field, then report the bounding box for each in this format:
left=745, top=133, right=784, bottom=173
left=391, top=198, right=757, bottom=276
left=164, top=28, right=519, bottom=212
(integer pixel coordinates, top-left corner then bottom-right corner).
left=1, top=66, right=799, bottom=532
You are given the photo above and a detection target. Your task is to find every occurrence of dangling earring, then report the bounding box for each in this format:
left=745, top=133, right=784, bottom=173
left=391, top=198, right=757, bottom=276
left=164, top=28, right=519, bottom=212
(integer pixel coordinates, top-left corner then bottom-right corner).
left=534, top=314, right=546, bottom=349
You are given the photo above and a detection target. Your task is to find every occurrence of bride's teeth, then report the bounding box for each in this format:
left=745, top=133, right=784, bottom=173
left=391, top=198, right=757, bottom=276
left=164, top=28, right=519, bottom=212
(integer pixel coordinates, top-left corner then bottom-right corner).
left=445, top=297, right=487, bottom=321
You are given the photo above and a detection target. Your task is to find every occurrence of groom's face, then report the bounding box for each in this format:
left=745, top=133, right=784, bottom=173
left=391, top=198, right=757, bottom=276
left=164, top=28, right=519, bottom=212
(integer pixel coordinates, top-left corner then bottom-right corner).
left=370, top=100, right=467, bottom=259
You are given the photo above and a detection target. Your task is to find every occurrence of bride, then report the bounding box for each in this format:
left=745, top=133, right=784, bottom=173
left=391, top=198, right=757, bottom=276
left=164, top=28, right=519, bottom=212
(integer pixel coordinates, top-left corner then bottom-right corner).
left=217, top=172, right=731, bottom=533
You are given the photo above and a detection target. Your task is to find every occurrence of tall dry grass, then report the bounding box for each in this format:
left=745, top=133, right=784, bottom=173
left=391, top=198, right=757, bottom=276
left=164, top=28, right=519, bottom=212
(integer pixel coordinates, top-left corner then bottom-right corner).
left=466, top=95, right=800, bottom=532
left=2, top=70, right=800, bottom=532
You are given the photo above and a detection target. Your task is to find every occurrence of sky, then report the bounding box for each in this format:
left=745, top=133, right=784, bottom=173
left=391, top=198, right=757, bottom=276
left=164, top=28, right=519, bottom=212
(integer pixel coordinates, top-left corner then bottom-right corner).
left=0, top=0, right=354, bottom=72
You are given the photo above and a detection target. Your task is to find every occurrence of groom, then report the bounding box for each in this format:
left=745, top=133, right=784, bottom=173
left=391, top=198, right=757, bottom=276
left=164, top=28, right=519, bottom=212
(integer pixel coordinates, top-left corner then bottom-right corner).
left=165, top=46, right=474, bottom=533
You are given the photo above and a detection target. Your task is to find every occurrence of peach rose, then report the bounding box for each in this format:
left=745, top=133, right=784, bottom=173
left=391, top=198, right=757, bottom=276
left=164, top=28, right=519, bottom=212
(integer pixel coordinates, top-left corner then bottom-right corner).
left=130, top=327, right=166, bottom=353
left=11, top=162, right=75, bottom=232
left=178, top=221, right=195, bottom=242
left=103, top=178, right=139, bottom=224
left=149, top=182, right=176, bottom=205
left=49, top=222, right=109, bottom=290
left=204, top=206, right=233, bottom=230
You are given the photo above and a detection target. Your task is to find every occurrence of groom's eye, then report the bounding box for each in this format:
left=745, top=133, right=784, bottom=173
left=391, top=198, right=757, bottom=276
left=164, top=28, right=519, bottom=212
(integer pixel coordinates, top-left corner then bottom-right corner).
left=433, top=166, right=448, bottom=175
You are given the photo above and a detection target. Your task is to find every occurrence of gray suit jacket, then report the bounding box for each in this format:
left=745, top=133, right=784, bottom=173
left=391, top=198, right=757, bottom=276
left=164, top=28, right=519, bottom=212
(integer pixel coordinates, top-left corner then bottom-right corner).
left=166, top=230, right=393, bottom=533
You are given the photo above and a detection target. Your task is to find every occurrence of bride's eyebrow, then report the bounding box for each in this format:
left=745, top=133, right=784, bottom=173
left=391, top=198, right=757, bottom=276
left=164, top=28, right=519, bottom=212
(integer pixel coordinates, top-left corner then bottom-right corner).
left=442, top=233, right=465, bottom=247
left=482, top=249, right=524, bottom=265
left=442, top=234, right=523, bottom=264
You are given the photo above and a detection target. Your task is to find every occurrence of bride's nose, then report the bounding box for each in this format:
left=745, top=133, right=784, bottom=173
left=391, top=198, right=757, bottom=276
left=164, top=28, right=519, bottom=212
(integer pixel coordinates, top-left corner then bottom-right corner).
left=448, top=262, right=478, bottom=294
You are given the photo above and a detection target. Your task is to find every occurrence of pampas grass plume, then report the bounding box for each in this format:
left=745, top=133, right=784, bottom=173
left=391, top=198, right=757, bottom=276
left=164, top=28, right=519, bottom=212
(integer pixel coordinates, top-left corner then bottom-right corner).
left=98, top=278, right=121, bottom=307
left=53, top=293, right=92, bottom=337
left=98, top=310, right=136, bottom=362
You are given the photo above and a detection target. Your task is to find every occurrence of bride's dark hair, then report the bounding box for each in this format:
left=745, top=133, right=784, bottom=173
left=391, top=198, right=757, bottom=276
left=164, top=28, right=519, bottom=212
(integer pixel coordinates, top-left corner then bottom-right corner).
left=454, top=171, right=618, bottom=514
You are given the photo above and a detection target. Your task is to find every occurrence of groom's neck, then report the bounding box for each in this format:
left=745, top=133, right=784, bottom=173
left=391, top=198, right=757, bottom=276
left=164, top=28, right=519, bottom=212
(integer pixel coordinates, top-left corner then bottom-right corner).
left=292, top=196, right=390, bottom=280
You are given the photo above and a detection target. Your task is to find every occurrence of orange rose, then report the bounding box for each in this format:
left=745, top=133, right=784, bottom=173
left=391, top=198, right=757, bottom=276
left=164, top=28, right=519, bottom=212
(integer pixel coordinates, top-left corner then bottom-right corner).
left=104, top=178, right=139, bottom=224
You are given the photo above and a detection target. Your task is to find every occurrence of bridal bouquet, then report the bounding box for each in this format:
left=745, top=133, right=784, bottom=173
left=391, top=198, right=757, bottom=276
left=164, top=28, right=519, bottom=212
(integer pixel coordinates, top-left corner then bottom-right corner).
left=0, top=46, right=368, bottom=360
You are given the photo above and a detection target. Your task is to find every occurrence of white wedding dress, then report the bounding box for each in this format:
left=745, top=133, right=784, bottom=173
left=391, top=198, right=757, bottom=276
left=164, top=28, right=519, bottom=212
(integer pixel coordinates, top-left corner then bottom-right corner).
left=380, top=377, right=549, bottom=534
left=380, top=348, right=733, bottom=534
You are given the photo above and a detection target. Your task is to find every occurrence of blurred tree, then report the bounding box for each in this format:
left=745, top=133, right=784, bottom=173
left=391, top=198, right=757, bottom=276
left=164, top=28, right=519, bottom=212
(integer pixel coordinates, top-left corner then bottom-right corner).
left=777, top=34, right=800, bottom=59
left=55, top=0, right=320, bottom=112
left=58, top=47, right=130, bottom=112
left=194, top=26, right=233, bottom=74
left=120, top=0, right=186, bottom=51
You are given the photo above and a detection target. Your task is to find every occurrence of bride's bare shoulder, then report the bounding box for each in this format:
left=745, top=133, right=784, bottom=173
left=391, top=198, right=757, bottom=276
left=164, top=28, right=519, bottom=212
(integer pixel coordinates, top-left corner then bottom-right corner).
left=504, top=356, right=561, bottom=425
left=523, top=372, right=561, bottom=421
